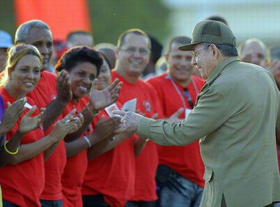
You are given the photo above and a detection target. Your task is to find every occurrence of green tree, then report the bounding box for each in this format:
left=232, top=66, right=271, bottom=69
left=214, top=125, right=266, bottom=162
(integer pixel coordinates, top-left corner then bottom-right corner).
left=0, top=0, right=16, bottom=39
left=88, top=0, right=171, bottom=45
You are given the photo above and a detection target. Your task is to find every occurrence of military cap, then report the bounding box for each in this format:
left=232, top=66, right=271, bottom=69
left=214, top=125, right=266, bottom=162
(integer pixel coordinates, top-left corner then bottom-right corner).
left=179, top=20, right=236, bottom=51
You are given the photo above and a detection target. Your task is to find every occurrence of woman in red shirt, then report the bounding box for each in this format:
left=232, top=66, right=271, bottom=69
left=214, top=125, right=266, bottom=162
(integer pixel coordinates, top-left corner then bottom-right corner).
left=82, top=54, right=136, bottom=207
left=0, top=44, right=83, bottom=207
left=54, top=47, right=121, bottom=207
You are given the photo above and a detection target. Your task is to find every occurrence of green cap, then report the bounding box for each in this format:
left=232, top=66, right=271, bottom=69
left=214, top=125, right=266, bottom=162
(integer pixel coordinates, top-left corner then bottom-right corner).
left=179, top=20, right=236, bottom=51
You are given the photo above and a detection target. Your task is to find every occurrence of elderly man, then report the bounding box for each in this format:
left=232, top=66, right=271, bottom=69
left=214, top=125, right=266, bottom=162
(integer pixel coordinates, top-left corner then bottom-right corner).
left=116, top=20, right=280, bottom=207
left=147, top=35, right=205, bottom=207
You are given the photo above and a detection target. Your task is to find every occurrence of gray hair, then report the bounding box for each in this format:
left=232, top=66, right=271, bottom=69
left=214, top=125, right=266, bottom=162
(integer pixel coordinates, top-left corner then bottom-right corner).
left=15, top=20, right=51, bottom=43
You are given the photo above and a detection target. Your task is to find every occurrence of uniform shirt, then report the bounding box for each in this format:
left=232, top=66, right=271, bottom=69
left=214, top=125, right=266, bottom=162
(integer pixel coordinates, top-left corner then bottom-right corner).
left=61, top=97, right=90, bottom=207
left=112, top=71, right=162, bottom=201
left=0, top=88, right=45, bottom=207
left=82, top=104, right=135, bottom=207
left=27, top=71, right=66, bottom=201
left=138, top=57, right=280, bottom=207
left=147, top=73, right=205, bottom=187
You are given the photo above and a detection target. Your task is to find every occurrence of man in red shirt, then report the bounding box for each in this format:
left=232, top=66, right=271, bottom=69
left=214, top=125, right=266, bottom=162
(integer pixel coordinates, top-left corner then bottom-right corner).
left=113, top=29, right=161, bottom=207
left=14, top=20, right=73, bottom=207
left=147, top=36, right=205, bottom=207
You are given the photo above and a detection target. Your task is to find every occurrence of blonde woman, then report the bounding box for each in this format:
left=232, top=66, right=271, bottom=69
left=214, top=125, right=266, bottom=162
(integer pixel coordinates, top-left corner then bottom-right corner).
left=0, top=44, right=83, bottom=207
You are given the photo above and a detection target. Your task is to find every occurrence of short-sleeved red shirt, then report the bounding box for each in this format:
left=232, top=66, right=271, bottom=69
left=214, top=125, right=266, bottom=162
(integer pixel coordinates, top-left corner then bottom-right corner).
left=27, top=71, right=66, bottom=200
left=82, top=102, right=136, bottom=207
left=0, top=88, right=45, bottom=207
left=147, top=73, right=205, bottom=187
left=111, top=71, right=161, bottom=201
left=61, top=97, right=91, bottom=207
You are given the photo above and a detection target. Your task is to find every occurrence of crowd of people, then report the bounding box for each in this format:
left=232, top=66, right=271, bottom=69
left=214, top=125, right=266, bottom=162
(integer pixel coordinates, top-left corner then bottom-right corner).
left=0, top=14, right=279, bottom=207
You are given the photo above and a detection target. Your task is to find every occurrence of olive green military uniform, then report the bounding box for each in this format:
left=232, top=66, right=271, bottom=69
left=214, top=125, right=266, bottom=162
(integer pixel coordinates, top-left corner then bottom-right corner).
left=136, top=21, right=280, bottom=207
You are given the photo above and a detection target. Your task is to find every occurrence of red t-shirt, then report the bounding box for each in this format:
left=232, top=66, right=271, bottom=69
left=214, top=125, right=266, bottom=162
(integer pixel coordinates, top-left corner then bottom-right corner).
left=82, top=103, right=136, bottom=207
left=147, top=73, right=205, bottom=187
left=27, top=71, right=66, bottom=200
left=0, top=88, right=45, bottom=207
left=112, top=71, right=161, bottom=201
left=61, top=97, right=90, bottom=207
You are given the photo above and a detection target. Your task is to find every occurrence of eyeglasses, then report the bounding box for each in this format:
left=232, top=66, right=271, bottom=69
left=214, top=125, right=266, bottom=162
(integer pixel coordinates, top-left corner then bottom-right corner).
left=120, top=47, right=150, bottom=56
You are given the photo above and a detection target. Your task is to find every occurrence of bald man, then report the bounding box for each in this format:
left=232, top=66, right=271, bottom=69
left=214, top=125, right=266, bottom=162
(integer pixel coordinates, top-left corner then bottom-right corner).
left=239, top=38, right=267, bottom=67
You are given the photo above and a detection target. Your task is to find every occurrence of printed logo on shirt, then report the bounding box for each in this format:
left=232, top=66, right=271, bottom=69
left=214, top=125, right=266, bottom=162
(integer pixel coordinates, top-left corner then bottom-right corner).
left=143, top=100, right=151, bottom=113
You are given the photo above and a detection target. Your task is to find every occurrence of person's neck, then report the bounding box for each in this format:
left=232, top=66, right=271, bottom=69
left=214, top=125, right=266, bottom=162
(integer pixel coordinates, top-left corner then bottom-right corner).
left=116, top=67, right=139, bottom=83
left=5, top=83, right=25, bottom=100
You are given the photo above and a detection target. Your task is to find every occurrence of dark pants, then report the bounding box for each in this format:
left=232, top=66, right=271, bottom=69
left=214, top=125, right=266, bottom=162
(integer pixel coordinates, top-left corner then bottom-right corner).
left=3, top=200, right=19, bottom=207
left=126, top=201, right=156, bottom=207
left=40, top=199, right=63, bottom=207
left=82, top=195, right=109, bottom=207
left=156, top=165, right=202, bottom=207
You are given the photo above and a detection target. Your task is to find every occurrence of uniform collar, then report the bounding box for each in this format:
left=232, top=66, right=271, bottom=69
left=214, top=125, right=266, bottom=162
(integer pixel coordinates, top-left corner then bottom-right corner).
left=206, top=56, right=240, bottom=86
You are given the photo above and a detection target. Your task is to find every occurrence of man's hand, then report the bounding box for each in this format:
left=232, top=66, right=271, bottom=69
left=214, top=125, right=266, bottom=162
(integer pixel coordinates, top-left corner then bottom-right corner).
left=89, top=79, right=122, bottom=111
left=57, top=70, right=72, bottom=104
left=18, top=106, right=43, bottom=134
left=169, top=108, right=184, bottom=123
left=91, top=117, right=121, bottom=143
left=113, top=111, right=143, bottom=134
left=0, top=98, right=26, bottom=134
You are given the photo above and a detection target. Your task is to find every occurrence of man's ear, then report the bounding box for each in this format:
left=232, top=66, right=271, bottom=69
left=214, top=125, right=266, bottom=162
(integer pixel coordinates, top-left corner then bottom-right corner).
left=210, top=44, right=220, bottom=59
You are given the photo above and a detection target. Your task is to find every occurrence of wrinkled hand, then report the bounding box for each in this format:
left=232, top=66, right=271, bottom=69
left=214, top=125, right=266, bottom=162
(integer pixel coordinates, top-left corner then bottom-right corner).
left=0, top=98, right=26, bottom=134
left=92, top=117, right=121, bottom=142
left=19, top=106, right=43, bottom=134
left=50, top=110, right=84, bottom=141
left=89, top=79, right=122, bottom=110
left=113, top=111, right=143, bottom=134
left=57, top=70, right=72, bottom=104
left=268, top=60, right=280, bottom=88
left=169, top=108, right=184, bottom=123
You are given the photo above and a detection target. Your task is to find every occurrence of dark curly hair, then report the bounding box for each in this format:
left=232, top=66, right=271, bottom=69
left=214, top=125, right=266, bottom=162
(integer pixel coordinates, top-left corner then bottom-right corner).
left=55, top=46, right=103, bottom=76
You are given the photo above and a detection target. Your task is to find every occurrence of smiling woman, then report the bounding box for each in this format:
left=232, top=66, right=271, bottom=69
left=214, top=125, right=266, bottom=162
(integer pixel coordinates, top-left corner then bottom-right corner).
left=0, top=44, right=83, bottom=207
left=54, top=46, right=122, bottom=207
left=55, top=47, right=101, bottom=100
left=0, top=44, right=42, bottom=95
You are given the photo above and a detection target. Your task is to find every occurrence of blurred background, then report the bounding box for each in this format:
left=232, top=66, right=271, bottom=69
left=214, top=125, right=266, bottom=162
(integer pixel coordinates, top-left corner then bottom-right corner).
left=0, top=0, right=279, bottom=49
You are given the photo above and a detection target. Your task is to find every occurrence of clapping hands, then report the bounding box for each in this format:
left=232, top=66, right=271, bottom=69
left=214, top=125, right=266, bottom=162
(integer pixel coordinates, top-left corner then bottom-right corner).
left=18, top=106, right=44, bottom=134
left=89, top=79, right=122, bottom=111
left=50, top=110, right=84, bottom=142
left=0, top=98, right=26, bottom=134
